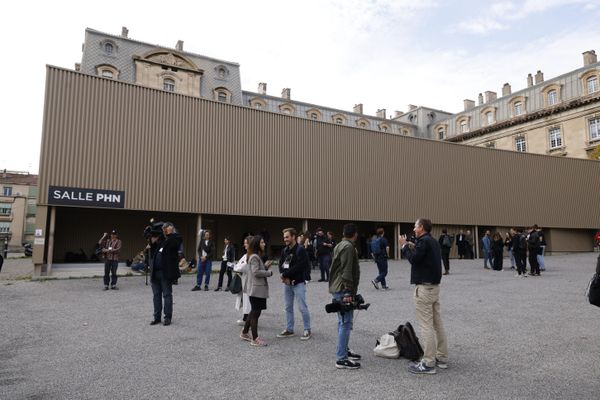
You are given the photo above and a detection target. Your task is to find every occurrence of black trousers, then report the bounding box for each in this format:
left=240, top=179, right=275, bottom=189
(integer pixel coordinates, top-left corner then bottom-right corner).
left=217, top=260, right=232, bottom=288
left=103, top=260, right=118, bottom=286
left=514, top=252, right=527, bottom=274
left=441, top=250, right=450, bottom=271
left=493, top=250, right=503, bottom=270
left=528, top=251, right=540, bottom=275
left=152, top=269, right=173, bottom=320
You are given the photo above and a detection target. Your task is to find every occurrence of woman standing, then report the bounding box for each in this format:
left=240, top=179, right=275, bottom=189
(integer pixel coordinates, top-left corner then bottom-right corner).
left=491, top=232, right=504, bottom=271
left=233, top=238, right=251, bottom=325
left=239, top=235, right=273, bottom=346
left=504, top=232, right=515, bottom=270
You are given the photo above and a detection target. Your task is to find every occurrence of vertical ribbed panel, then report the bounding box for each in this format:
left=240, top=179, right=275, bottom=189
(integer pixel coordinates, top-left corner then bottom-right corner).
left=38, top=66, right=600, bottom=229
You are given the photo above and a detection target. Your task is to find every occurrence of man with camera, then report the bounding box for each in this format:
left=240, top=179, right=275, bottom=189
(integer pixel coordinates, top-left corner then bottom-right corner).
left=99, top=230, right=122, bottom=290
left=399, top=218, right=448, bottom=375
left=149, top=222, right=182, bottom=326
left=329, top=223, right=362, bottom=369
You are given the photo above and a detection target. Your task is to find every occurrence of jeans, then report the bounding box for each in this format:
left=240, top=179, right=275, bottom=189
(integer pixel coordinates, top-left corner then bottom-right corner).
left=283, top=282, right=311, bottom=332
left=440, top=251, right=449, bottom=273
left=131, top=261, right=145, bottom=272
left=104, top=260, right=118, bottom=286
left=318, top=254, right=332, bottom=280
left=197, top=259, right=212, bottom=287
left=537, top=246, right=546, bottom=270
left=151, top=269, right=173, bottom=320
left=508, top=249, right=515, bottom=267
left=374, top=256, right=389, bottom=286
left=333, top=291, right=354, bottom=361
left=483, top=249, right=493, bottom=268
left=217, top=260, right=232, bottom=288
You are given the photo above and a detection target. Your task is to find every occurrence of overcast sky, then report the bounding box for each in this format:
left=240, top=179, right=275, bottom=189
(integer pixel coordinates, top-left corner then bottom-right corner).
left=2, top=0, right=600, bottom=173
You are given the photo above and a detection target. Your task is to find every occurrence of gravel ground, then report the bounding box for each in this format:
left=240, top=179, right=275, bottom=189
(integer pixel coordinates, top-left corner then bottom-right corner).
left=1, top=253, right=599, bottom=400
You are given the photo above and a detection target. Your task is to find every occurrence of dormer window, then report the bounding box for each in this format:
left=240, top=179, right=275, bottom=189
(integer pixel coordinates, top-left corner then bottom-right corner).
left=104, top=43, right=113, bottom=54
left=163, top=78, right=175, bottom=92
left=548, top=90, right=558, bottom=106
left=101, top=70, right=113, bottom=78
left=588, top=76, right=599, bottom=94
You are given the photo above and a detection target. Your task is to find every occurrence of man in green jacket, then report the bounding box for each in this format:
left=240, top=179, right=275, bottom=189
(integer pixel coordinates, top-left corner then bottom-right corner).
left=329, top=223, right=361, bottom=369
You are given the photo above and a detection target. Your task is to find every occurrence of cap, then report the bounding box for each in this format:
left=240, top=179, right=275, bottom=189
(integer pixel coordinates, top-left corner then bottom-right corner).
left=110, top=230, right=118, bottom=235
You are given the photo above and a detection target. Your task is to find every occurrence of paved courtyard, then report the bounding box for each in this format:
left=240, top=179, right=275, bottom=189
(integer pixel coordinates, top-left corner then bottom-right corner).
left=1, top=253, right=599, bottom=399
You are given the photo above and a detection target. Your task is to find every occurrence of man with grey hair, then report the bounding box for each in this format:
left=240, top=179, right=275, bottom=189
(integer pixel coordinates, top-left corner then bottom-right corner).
left=149, top=222, right=182, bottom=326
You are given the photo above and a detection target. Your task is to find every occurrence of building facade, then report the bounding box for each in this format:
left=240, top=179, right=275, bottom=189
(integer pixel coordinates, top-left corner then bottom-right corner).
left=0, top=171, right=38, bottom=251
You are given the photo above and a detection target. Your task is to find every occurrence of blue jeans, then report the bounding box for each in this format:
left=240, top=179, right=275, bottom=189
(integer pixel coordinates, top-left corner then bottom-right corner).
left=318, top=254, right=332, bottom=280
left=283, top=282, right=311, bottom=332
left=537, top=246, right=546, bottom=270
left=333, top=291, right=354, bottom=361
left=197, top=259, right=212, bottom=286
left=508, top=249, right=515, bottom=267
left=374, top=256, right=388, bottom=287
left=483, top=249, right=493, bottom=268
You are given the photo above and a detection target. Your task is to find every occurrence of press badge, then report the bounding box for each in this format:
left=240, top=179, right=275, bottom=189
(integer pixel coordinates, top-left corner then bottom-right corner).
left=283, top=261, right=290, bottom=269
left=159, top=248, right=164, bottom=253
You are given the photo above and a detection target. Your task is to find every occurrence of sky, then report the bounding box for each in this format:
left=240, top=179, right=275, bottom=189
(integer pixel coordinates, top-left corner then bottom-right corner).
left=1, top=0, right=600, bottom=173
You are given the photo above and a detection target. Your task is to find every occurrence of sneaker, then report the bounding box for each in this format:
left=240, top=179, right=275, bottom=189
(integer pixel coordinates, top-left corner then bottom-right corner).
left=250, top=337, right=268, bottom=347
left=239, top=332, right=252, bottom=342
left=224, top=287, right=230, bottom=292
left=336, top=359, right=361, bottom=369
left=103, top=286, right=109, bottom=291
left=371, top=279, right=380, bottom=290
left=204, top=286, right=209, bottom=291
left=381, top=286, right=390, bottom=290
left=300, top=330, right=311, bottom=341
left=276, top=330, right=295, bottom=338
left=110, top=285, right=118, bottom=290
left=191, top=285, right=201, bottom=291
left=436, top=358, right=448, bottom=369
left=236, top=319, right=245, bottom=326
left=347, top=350, right=362, bottom=360
left=408, top=360, right=436, bottom=374
left=214, top=287, right=222, bottom=292
left=515, top=273, right=521, bottom=277
left=443, top=271, right=449, bottom=275
left=317, top=279, right=325, bottom=282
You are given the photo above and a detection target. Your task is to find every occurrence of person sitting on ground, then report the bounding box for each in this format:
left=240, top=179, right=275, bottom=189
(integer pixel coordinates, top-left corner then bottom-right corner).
left=130, top=250, right=146, bottom=273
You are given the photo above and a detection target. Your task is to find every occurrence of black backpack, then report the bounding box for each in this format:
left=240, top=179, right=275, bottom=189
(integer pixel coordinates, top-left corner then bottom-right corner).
left=391, top=322, right=424, bottom=361
left=587, top=273, right=600, bottom=307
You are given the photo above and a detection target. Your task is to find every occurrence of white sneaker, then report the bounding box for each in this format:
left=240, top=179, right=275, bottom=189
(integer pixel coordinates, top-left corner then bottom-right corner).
left=300, top=330, right=311, bottom=341
left=236, top=319, right=245, bottom=326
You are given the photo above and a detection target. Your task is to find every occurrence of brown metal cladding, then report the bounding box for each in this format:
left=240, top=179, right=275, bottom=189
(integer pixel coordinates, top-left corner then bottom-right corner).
left=38, top=66, right=600, bottom=229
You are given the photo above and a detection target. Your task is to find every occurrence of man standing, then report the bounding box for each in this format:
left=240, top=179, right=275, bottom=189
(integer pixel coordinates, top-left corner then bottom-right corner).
left=215, top=236, right=235, bottom=291
left=465, top=230, right=474, bottom=259
left=512, top=228, right=527, bottom=277
left=455, top=230, right=466, bottom=259
left=535, top=225, right=547, bottom=271
left=329, top=223, right=362, bottom=369
left=99, top=230, right=122, bottom=290
left=438, top=229, right=453, bottom=275
left=193, top=230, right=214, bottom=291
left=277, top=228, right=312, bottom=340
left=527, top=227, right=541, bottom=276
left=399, top=218, right=448, bottom=375
left=149, top=222, right=182, bottom=326
left=481, top=230, right=493, bottom=269
left=316, top=228, right=334, bottom=282
left=370, top=228, right=391, bottom=290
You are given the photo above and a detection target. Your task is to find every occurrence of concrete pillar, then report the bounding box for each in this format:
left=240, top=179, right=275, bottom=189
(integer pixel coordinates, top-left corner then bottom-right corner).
left=32, top=205, right=48, bottom=278
left=394, top=223, right=401, bottom=260
left=302, top=219, right=308, bottom=234
left=46, top=206, right=56, bottom=276
left=474, top=226, right=480, bottom=259
left=196, top=214, right=203, bottom=257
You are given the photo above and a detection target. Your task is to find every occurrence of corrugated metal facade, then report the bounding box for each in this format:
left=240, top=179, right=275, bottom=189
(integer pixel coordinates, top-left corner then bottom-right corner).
left=39, top=66, right=600, bottom=229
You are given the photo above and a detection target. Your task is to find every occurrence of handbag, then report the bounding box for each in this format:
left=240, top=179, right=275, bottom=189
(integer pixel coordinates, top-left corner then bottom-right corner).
left=587, top=273, right=600, bottom=307
left=229, top=273, right=242, bottom=294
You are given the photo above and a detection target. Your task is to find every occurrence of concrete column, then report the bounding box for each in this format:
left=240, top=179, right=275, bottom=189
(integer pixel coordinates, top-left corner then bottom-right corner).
left=46, top=206, right=57, bottom=276
left=394, top=223, right=401, bottom=260
left=474, top=226, right=480, bottom=259
left=195, top=214, right=203, bottom=256
left=302, top=219, right=308, bottom=233
left=32, top=205, right=48, bottom=278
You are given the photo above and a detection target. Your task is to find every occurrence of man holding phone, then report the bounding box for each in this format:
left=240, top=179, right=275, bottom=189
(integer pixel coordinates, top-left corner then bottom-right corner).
left=99, top=230, right=122, bottom=290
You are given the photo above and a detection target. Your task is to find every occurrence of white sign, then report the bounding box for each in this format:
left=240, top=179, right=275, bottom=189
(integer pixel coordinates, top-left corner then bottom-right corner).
left=35, top=229, right=43, bottom=237
left=34, top=238, right=45, bottom=245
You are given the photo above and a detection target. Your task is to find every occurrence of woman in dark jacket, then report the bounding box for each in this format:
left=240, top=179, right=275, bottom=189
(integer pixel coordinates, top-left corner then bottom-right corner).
left=491, top=232, right=504, bottom=271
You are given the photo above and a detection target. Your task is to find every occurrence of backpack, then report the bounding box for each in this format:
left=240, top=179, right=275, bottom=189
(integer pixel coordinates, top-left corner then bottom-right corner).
left=587, top=273, right=600, bottom=307
left=373, top=333, right=400, bottom=359
left=371, top=237, right=383, bottom=256
left=391, top=322, right=424, bottom=361
left=442, top=235, right=452, bottom=248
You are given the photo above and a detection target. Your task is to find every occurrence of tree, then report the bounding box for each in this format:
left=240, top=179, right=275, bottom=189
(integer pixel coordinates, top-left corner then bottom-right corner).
left=589, top=144, right=600, bottom=160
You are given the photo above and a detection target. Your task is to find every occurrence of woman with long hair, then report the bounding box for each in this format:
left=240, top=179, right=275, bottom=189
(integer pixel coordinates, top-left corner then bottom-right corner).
left=491, top=232, right=504, bottom=271
left=239, top=235, right=273, bottom=346
left=233, top=237, right=251, bottom=325
left=504, top=232, right=515, bottom=270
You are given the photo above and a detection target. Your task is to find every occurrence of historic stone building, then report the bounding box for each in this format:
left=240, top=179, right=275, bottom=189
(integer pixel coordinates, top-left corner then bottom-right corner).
left=0, top=171, right=38, bottom=251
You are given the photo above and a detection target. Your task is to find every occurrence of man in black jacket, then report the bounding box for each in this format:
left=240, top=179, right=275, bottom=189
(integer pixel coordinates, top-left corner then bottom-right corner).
left=399, top=218, right=448, bottom=375
left=193, top=230, right=214, bottom=291
left=215, top=236, right=235, bottom=291
left=527, top=227, right=541, bottom=276
left=511, top=228, right=527, bottom=277
left=149, top=222, right=182, bottom=326
left=277, top=228, right=312, bottom=340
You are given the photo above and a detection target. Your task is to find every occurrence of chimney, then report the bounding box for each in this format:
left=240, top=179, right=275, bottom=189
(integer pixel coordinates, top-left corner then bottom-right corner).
left=393, top=110, right=404, bottom=118
left=484, top=91, right=497, bottom=103
left=353, top=104, right=363, bottom=114
left=376, top=109, right=387, bottom=119
left=464, top=99, right=475, bottom=111
left=258, top=83, right=267, bottom=95
left=281, top=88, right=291, bottom=100
left=478, top=93, right=484, bottom=105
left=408, top=104, right=418, bottom=111
left=583, top=50, right=597, bottom=66
left=502, top=83, right=512, bottom=97
left=175, top=40, right=184, bottom=51
left=121, top=27, right=129, bottom=38
left=74, top=63, right=81, bottom=71
left=527, top=73, right=533, bottom=87
left=535, top=70, right=544, bottom=84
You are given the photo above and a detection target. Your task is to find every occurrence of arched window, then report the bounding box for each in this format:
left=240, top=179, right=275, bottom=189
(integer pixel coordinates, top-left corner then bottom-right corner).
left=306, top=108, right=322, bottom=120
left=587, top=76, right=599, bottom=94
left=438, top=127, right=445, bottom=140
left=514, top=102, right=523, bottom=116
left=101, top=70, right=113, bottom=78
left=548, top=90, right=558, bottom=106
left=332, top=113, right=347, bottom=125
left=163, top=78, right=175, bottom=92
left=356, top=118, right=369, bottom=128
left=580, top=69, right=600, bottom=95
left=96, top=65, right=119, bottom=80
left=508, top=96, right=527, bottom=118
left=249, top=97, right=267, bottom=109
left=278, top=103, right=295, bottom=115
left=542, top=84, right=562, bottom=107
left=379, top=123, right=390, bottom=132
left=104, top=43, right=113, bottom=54
left=456, top=116, right=470, bottom=133
left=213, top=87, right=232, bottom=103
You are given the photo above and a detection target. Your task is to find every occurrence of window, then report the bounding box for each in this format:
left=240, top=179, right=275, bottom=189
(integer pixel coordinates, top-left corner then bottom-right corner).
left=101, top=70, right=113, bottom=79
left=485, top=142, right=496, bottom=149
left=590, top=117, right=600, bottom=141
left=438, top=128, right=445, bottom=140
left=3, top=186, right=12, bottom=196
left=548, top=90, right=558, bottom=106
left=514, top=102, right=523, bottom=116
left=278, top=104, right=295, bottom=115
left=515, top=136, right=527, bottom=152
left=486, top=111, right=493, bottom=125
left=218, top=68, right=226, bottom=79
left=306, top=108, right=322, bottom=120
left=104, top=43, right=113, bottom=54
left=380, top=124, right=389, bottom=132
left=460, top=121, right=468, bottom=133
left=0, top=203, right=11, bottom=215
left=335, top=118, right=343, bottom=124
left=332, top=113, right=346, bottom=125
left=254, top=103, right=262, bottom=109
left=588, top=77, right=599, bottom=94
left=218, top=92, right=227, bottom=103
left=310, top=113, right=318, bottom=120
left=249, top=97, right=267, bottom=109
left=163, top=78, right=175, bottom=92
left=549, top=127, right=562, bottom=149
left=0, top=222, right=9, bottom=233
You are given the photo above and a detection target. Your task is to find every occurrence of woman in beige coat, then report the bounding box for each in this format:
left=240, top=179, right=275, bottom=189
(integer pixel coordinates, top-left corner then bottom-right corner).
left=239, top=235, right=273, bottom=346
